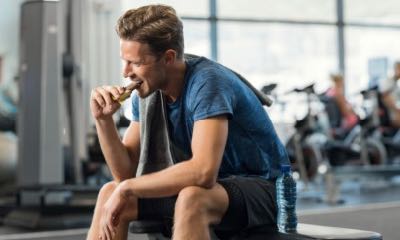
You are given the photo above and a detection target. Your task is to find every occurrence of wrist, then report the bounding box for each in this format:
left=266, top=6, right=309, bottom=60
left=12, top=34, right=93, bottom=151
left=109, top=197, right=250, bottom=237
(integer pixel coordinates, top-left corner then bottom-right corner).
left=95, top=116, right=114, bottom=126
left=118, top=180, right=135, bottom=200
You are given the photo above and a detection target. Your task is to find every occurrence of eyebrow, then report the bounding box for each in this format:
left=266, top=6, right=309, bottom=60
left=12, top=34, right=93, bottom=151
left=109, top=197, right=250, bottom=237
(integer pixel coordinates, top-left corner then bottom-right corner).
left=120, top=56, right=143, bottom=63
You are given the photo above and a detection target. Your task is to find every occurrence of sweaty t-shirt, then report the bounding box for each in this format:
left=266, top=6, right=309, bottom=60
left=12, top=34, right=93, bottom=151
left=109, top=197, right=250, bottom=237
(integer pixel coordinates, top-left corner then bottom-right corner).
left=131, top=57, right=289, bottom=180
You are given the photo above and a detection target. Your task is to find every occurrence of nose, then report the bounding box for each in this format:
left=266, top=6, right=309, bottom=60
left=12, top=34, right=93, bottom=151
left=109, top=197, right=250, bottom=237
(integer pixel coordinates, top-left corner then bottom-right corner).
left=122, top=62, right=135, bottom=79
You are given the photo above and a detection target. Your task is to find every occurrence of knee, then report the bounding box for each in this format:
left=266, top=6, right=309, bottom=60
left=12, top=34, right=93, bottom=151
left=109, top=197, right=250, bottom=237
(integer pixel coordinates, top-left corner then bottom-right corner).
left=97, top=181, right=118, bottom=201
left=97, top=181, right=138, bottom=222
left=175, top=186, right=208, bottom=217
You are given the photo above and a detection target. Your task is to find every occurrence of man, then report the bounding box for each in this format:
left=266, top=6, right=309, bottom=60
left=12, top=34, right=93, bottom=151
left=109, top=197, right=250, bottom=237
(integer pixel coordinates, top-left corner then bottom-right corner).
left=87, top=4, right=289, bottom=240
left=379, top=61, right=400, bottom=127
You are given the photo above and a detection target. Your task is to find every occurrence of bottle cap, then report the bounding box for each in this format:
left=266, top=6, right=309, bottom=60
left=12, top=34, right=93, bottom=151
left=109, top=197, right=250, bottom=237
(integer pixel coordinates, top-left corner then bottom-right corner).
left=280, top=164, right=291, bottom=173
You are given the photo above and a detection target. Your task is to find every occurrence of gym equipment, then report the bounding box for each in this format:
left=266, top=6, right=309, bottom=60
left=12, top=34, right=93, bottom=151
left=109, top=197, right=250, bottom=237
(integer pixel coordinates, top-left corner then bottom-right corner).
left=17, top=0, right=63, bottom=188
left=3, top=0, right=98, bottom=230
left=283, top=84, right=388, bottom=181
left=283, top=84, right=328, bottom=184
left=321, top=87, right=388, bottom=167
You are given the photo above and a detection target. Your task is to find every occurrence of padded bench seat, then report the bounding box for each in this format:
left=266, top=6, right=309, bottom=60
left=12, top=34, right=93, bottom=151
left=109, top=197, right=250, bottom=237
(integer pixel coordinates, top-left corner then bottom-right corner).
left=129, top=220, right=382, bottom=240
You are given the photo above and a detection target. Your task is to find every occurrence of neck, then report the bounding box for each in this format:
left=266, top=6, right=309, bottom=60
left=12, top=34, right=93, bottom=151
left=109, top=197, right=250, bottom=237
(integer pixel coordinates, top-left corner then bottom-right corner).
left=162, top=59, right=186, bottom=103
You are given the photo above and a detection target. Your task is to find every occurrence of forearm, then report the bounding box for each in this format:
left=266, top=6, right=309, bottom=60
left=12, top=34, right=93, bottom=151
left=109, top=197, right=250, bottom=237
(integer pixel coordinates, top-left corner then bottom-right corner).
left=96, top=117, right=136, bottom=181
left=120, top=159, right=214, bottom=199
left=118, top=117, right=227, bottom=199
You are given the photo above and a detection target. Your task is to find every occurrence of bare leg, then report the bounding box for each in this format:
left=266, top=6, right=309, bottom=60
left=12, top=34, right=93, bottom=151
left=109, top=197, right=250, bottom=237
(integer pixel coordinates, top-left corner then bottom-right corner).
left=173, top=184, right=229, bottom=240
left=87, top=181, right=138, bottom=240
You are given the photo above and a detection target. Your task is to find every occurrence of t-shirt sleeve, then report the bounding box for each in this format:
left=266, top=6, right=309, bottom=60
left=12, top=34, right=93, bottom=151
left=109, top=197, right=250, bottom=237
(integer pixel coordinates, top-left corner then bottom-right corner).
left=131, top=93, right=140, bottom=122
left=189, top=69, right=236, bottom=121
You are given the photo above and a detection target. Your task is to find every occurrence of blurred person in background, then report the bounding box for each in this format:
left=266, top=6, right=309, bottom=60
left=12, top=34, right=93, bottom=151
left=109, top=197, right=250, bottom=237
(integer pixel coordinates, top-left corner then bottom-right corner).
left=378, top=61, right=400, bottom=128
left=325, top=73, right=358, bottom=134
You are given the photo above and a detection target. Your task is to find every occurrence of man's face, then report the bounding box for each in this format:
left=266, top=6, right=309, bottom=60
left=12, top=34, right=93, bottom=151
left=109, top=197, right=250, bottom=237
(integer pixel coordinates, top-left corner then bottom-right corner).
left=120, top=40, right=167, bottom=98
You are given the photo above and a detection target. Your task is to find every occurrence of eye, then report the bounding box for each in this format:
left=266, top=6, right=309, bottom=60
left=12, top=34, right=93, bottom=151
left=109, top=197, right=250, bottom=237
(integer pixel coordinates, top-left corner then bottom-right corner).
left=125, top=60, right=141, bottom=67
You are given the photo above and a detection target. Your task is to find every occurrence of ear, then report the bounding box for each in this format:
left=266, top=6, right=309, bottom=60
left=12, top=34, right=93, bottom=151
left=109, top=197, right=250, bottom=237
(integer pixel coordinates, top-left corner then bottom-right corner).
left=164, top=49, right=177, bottom=65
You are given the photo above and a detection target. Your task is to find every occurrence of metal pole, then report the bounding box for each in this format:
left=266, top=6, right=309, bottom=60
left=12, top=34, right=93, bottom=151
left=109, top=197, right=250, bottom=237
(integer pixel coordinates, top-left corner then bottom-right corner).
left=210, top=0, right=218, bottom=61
left=337, top=0, right=345, bottom=76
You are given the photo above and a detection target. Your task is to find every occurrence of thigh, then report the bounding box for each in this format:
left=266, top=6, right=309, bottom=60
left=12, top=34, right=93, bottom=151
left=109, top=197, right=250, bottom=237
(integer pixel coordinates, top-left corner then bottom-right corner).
left=182, top=184, right=230, bottom=224
left=216, top=176, right=277, bottom=231
left=138, top=184, right=229, bottom=223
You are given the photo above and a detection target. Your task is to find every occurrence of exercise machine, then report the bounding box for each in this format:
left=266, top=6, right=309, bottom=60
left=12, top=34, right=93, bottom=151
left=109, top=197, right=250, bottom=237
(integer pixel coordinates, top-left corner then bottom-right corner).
left=3, top=0, right=99, bottom=230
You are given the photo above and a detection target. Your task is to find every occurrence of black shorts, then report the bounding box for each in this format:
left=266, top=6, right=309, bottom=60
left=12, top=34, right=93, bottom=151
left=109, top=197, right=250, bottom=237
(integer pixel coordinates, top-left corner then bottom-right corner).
left=137, top=176, right=277, bottom=234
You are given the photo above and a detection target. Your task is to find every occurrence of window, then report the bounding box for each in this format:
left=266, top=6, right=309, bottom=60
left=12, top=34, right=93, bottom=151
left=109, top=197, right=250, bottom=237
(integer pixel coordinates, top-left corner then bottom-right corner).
left=120, top=1, right=211, bottom=58
left=345, top=27, right=400, bottom=95
left=218, top=22, right=337, bottom=93
left=121, top=0, right=209, bottom=17
left=345, top=0, right=400, bottom=25
left=183, top=20, right=210, bottom=58
left=218, top=0, right=336, bottom=22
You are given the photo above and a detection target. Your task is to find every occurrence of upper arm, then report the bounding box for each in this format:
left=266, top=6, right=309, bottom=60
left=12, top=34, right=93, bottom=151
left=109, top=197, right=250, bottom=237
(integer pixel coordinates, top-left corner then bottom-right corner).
left=190, top=115, right=228, bottom=187
left=122, top=121, right=141, bottom=172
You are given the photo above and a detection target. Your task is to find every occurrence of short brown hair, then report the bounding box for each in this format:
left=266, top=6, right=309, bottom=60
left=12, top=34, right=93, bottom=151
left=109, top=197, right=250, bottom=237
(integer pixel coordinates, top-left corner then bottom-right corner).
left=116, top=5, right=184, bottom=59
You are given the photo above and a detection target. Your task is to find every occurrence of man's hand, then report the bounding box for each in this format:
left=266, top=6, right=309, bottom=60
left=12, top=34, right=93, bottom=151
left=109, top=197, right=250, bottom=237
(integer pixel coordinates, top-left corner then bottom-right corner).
left=99, top=186, right=129, bottom=240
left=90, top=86, right=126, bottom=120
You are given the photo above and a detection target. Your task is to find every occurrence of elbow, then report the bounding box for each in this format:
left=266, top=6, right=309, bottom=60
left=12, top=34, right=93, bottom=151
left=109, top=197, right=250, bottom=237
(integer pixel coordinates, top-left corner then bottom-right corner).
left=197, top=170, right=218, bottom=189
left=113, top=173, right=134, bottom=184
left=113, top=177, right=125, bottom=184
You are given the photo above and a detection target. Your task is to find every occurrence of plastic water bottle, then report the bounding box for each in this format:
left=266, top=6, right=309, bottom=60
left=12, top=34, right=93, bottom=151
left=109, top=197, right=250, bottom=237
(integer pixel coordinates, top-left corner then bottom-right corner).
left=276, top=164, right=297, bottom=233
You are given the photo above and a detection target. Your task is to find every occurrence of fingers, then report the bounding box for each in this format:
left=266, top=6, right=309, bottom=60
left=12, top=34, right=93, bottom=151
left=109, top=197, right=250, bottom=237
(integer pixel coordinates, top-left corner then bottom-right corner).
left=97, top=87, right=114, bottom=106
left=99, top=213, right=119, bottom=240
left=104, top=224, right=112, bottom=240
left=91, top=86, right=125, bottom=105
left=100, top=223, right=114, bottom=240
left=104, top=85, right=126, bottom=100
left=109, top=221, right=117, bottom=239
left=91, top=88, right=106, bottom=108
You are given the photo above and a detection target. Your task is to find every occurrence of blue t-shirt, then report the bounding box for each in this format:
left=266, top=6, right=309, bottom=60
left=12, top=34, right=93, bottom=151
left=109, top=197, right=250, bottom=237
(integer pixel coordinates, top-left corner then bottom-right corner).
left=131, top=57, right=289, bottom=180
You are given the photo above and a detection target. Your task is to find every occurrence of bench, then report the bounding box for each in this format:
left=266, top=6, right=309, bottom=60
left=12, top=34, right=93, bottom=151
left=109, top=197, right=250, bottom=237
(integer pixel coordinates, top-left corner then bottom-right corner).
left=129, top=220, right=382, bottom=240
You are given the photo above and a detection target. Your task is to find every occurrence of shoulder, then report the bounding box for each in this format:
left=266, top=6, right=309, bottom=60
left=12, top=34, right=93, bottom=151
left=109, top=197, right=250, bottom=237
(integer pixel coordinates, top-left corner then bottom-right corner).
left=183, top=58, right=237, bottom=119
left=186, top=58, right=235, bottom=91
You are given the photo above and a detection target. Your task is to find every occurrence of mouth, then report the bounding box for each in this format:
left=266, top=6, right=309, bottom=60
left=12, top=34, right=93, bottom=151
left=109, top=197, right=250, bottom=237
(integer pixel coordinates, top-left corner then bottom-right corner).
left=114, top=81, right=143, bottom=103
left=125, top=80, right=143, bottom=91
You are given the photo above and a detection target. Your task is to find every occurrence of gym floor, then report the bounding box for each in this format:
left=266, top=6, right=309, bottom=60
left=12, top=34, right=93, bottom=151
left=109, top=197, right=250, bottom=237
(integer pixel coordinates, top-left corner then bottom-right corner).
left=297, top=177, right=400, bottom=240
